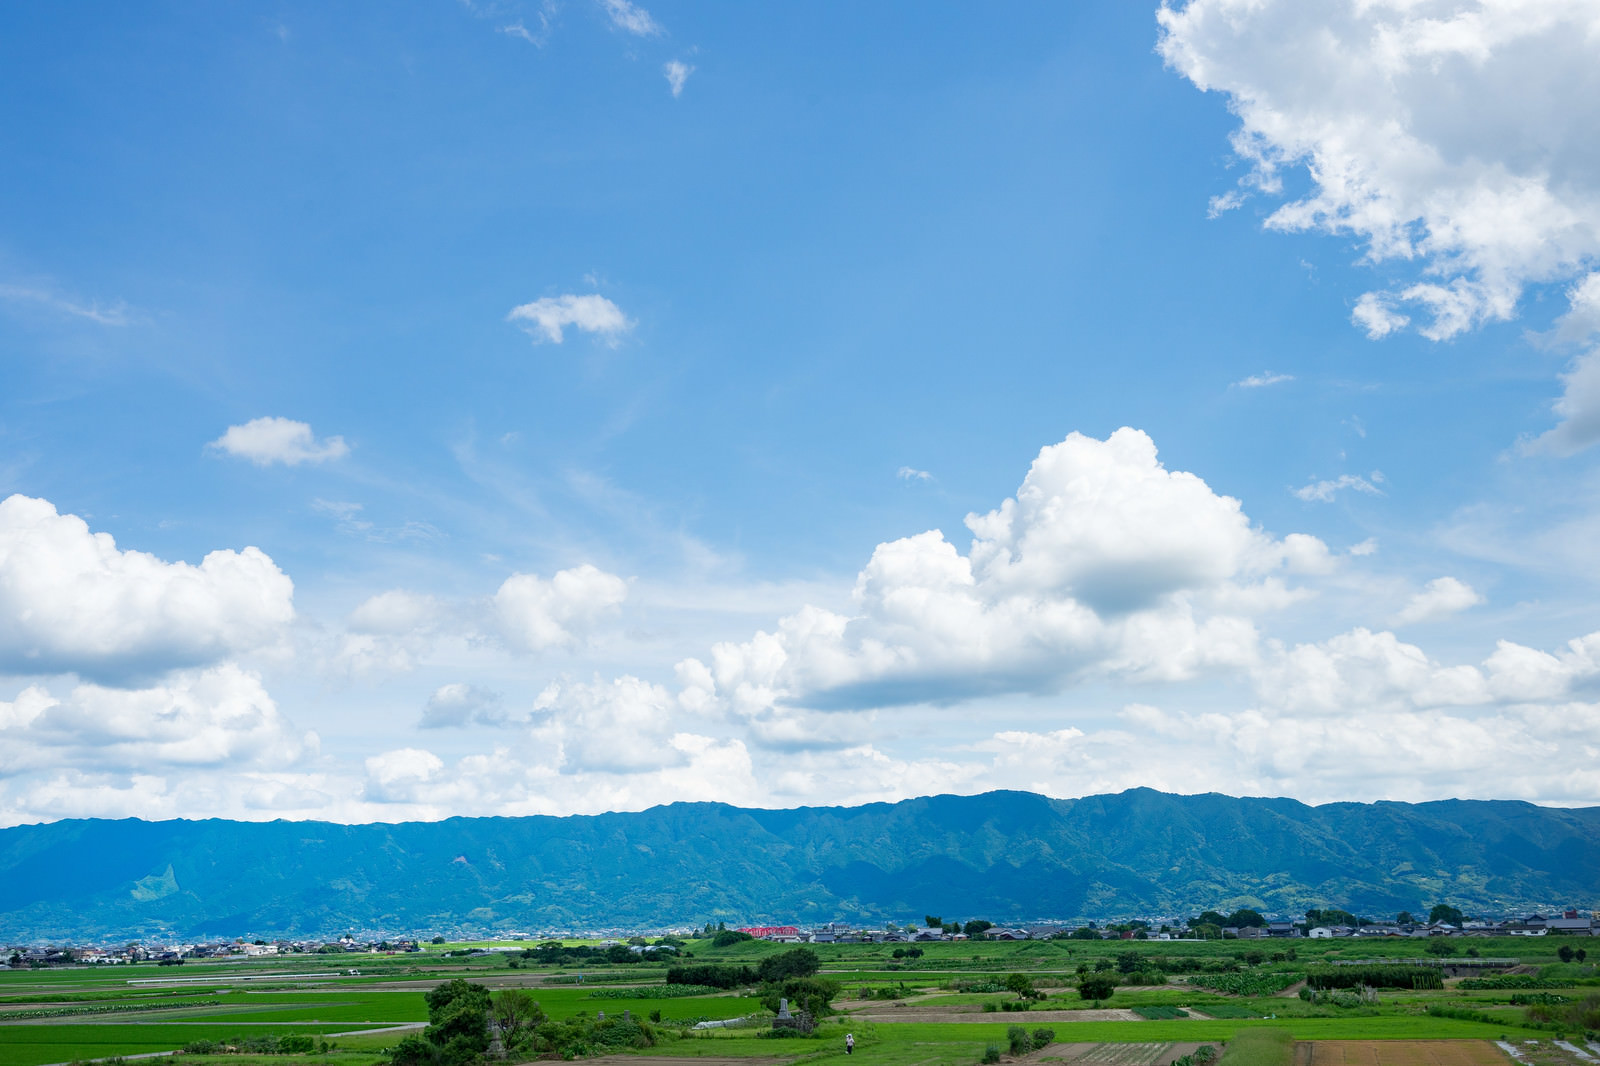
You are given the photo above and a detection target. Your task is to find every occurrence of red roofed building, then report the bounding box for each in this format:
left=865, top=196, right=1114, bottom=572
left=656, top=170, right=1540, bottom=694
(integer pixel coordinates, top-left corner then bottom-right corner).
left=738, top=926, right=799, bottom=939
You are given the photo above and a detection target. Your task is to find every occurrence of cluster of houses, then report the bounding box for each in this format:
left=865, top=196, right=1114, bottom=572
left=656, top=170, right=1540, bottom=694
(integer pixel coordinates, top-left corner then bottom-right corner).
left=9, top=909, right=1596, bottom=966
left=735, top=908, right=1600, bottom=944
left=6, top=935, right=424, bottom=967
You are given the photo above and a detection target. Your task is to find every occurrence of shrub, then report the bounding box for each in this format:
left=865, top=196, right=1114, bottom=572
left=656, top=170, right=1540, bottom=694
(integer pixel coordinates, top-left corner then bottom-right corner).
left=665, top=963, right=756, bottom=989
left=1008, top=1025, right=1030, bottom=1055
left=1031, top=1027, right=1056, bottom=1050
left=757, top=948, right=821, bottom=982
left=982, top=1044, right=1002, bottom=1064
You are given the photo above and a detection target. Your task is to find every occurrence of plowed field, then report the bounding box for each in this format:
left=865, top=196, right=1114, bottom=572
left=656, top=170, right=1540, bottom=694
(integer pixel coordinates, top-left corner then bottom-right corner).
left=1300, top=1041, right=1511, bottom=1066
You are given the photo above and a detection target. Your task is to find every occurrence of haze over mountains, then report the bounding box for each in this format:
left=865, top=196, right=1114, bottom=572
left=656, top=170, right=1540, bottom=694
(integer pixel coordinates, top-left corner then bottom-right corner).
left=3, top=789, right=1598, bottom=943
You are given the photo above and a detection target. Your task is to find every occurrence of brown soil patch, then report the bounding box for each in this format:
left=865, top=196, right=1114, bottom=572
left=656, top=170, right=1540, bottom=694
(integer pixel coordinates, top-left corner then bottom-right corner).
left=583, top=1059, right=791, bottom=1066
left=1038, top=1042, right=1211, bottom=1066
left=1302, top=1041, right=1512, bottom=1066
left=854, top=1008, right=1141, bottom=1024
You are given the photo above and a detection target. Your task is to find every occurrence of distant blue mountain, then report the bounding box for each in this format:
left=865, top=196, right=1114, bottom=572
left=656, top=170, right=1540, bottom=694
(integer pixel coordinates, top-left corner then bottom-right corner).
left=3, top=789, right=1597, bottom=941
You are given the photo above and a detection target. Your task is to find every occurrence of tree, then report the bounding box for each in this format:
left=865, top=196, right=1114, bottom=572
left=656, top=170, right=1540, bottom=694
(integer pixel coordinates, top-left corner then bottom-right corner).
left=1424, top=938, right=1457, bottom=956
left=492, top=988, right=544, bottom=1049
left=925, top=915, right=943, bottom=928
left=757, top=947, right=821, bottom=983
left=1191, top=923, right=1222, bottom=941
left=1070, top=927, right=1101, bottom=940
left=1428, top=904, right=1464, bottom=926
left=712, top=929, right=752, bottom=947
left=1004, top=973, right=1041, bottom=1000
left=430, top=935, right=446, bottom=945
left=1559, top=945, right=1576, bottom=963
left=1078, top=975, right=1116, bottom=1001
left=759, top=976, right=840, bottom=1017
left=1116, top=951, right=1143, bottom=974
left=421, top=980, right=492, bottom=1066
left=1196, top=911, right=1229, bottom=927
left=964, top=920, right=993, bottom=938
left=1228, top=909, right=1267, bottom=928
left=1396, top=911, right=1415, bottom=925
left=1578, top=948, right=1588, bottom=963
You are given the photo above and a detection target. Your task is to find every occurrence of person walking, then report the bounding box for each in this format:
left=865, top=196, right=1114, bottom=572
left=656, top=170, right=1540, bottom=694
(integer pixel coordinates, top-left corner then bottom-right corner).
left=846, top=1032, right=855, bottom=1055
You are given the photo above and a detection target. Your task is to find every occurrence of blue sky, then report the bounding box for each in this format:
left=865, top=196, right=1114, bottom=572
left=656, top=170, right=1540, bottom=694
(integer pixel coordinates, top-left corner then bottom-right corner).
left=3, top=0, right=1600, bottom=824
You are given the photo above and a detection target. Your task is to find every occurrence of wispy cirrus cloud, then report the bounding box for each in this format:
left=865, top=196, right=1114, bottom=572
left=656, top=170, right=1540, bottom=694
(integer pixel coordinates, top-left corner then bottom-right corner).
left=1292, top=471, right=1385, bottom=503
left=1233, top=371, right=1293, bottom=389
left=0, top=282, right=132, bottom=326
left=663, top=59, right=694, bottom=97
left=598, top=0, right=660, bottom=36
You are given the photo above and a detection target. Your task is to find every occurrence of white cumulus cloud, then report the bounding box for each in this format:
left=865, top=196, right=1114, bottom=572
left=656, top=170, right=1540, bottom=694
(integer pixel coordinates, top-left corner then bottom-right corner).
left=0, top=664, right=313, bottom=776
left=1392, top=576, right=1485, bottom=626
left=683, top=428, right=1329, bottom=730
left=507, top=293, right=632, bottom=345
left=493, top=564, right=629, bottom=652
left=208, top=417, right=349, bottom=466
left=0, top=495, right=294, bottom=681
left=1159, top=0, right=1600, bottom=354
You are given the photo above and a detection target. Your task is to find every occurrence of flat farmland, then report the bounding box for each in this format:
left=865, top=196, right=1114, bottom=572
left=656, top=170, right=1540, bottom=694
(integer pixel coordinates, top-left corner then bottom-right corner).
left=1300, top=1042, right=1512, bottom=1066
left=1043, top=1042, right=1213, bottom=1065
left=0, top=1020, right=400, bottom=1066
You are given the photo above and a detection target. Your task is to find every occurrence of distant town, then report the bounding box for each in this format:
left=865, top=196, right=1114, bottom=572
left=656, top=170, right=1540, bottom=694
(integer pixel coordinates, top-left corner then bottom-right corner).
left=7, top=906, right=1596, bottom=968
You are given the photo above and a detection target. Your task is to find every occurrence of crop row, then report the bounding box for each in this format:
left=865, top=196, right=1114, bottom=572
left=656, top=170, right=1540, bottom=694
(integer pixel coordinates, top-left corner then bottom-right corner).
left=1186, top=972, right=1301, bottom=996
left=586, top=984, right=720, bottom=999
left=0, top=998, right=221, bottom=1020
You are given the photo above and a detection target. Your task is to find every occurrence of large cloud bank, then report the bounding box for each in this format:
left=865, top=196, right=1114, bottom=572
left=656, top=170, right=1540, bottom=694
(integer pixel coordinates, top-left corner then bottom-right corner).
left=1159, top=0, right=1600, bottom=449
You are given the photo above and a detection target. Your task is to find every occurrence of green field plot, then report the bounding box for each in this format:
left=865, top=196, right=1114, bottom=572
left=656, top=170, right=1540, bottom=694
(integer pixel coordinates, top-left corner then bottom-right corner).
left=0, top=1021, right=398, bottom=1066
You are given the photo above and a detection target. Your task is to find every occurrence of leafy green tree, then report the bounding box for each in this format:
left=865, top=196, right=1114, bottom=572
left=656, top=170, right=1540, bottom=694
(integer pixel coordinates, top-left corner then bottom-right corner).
left=758, top=976, right=840, bottom=1017
left=1559, top=945, right=1576, bottom=963
left=1396, top=911, right=1415, bottom=924
left=1228, top=909, right=1267, bottom=928
left=492, top=989, right=544, bottom=1051
left=1070, top=927, right=1101, bottom=940
left=757, top=947, right=820, bottom=983
left=421, top=979, right=492, bottom=1066
left=711, top=929, right=752, bottom=947
left=1191, top=922, right=1222, bottom=940
left=1428, top=904, right=1465, bottom=926
left=1116, top=951, right=1143, bottom=974
left=1004, top=973, right=1041, bottom=1000
left=1078, top=975, right=1116, bottom=1001
left=1196, top=911, right=1229, bottom=927
left=964, top=920, right=993, bottom=938
left=1424, top=938, right=1457, bottom=956
left=925, top=915, right=943, bottom=928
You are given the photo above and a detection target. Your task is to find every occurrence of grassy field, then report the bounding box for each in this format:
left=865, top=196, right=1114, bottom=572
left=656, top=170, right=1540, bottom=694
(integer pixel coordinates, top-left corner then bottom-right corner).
left=3, top=936, right=1595, bottom=1066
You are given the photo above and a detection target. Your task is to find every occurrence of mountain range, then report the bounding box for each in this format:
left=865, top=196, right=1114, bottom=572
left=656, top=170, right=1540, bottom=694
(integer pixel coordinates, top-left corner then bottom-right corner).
left=3, top=788, right=1598, bottom=942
